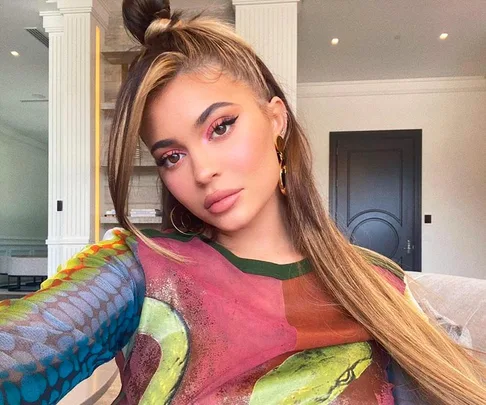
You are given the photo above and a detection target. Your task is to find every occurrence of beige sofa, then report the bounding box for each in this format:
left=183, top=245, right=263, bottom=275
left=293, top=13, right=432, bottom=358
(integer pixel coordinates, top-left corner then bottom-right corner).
left=406, top=271, right=486, bottom=363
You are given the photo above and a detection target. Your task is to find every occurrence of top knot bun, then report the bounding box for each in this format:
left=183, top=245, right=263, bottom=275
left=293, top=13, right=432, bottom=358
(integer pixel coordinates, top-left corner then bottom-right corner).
left=122, top=0, right=171, bottom=45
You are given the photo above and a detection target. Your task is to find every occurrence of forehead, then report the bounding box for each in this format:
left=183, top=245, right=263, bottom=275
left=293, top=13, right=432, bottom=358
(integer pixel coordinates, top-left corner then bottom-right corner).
left=148, top=71, right=258, bottom=121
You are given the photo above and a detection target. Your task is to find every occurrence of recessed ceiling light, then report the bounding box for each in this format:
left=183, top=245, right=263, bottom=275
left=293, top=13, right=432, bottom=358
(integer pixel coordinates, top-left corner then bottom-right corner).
left=11, top=51, right=20, bottom=57
left=331, top=38, right=339, bottom=45
left=439, top=33, right=449, bottom=40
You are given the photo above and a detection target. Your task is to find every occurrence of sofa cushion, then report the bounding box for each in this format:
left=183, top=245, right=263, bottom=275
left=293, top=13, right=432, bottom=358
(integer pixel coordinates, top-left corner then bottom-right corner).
left=7, top=257, right=48, bottom=277
left=406, top=272, right=486, bottom=362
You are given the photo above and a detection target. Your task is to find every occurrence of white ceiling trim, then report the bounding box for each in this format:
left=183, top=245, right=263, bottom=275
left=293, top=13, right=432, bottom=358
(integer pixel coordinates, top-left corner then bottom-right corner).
left=40, top=11, right=63, bottom=34
left=57, top=0, right=110, bottom=28
left=298, top=76, right=486, bottom=98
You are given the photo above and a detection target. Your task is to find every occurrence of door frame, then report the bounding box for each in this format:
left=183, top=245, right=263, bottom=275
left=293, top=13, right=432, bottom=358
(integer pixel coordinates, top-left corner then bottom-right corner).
left=329, top=129, right=422, bottom=271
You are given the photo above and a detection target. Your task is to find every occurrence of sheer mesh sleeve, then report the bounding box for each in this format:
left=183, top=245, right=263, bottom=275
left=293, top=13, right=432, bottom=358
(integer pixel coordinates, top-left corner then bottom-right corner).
left=0, top=229, right=145, bottom=405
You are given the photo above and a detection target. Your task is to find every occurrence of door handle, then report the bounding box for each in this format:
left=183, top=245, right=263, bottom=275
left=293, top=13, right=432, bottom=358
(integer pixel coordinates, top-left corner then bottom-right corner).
left=404, top=239, right=414, bottom=254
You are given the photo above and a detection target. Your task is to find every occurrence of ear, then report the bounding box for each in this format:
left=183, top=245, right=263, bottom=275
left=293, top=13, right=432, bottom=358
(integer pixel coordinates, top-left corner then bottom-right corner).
left=267, top=96, right=287, bottom=142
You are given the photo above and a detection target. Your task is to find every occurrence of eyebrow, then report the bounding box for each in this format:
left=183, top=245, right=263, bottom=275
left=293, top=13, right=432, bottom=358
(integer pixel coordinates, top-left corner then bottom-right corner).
left=194, top=101, right=235, bottom=128
left=150, top=101, right=236, bottom=154
left=150, top=138, right=175, bottom=154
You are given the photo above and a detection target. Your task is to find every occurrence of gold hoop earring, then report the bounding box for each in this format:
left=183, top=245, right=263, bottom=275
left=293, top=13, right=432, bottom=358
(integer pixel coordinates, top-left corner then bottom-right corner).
left=275, top=135, right=287, bottom=196
left=279, top=165, right=287, bottom=196
left=169, top=205, right=204, bottom=236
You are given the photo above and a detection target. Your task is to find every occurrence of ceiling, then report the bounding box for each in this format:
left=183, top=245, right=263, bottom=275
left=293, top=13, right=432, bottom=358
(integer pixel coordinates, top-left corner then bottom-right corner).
left=298, top=0, right=486, bottom=82
left=1, top=0, right=485, bottom=144
left=0, top=0, right=50, bottom=144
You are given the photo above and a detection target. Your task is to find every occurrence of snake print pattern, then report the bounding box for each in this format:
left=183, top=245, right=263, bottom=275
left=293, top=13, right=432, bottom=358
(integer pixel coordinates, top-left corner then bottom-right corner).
left=0, top=229, right=145, bottom=405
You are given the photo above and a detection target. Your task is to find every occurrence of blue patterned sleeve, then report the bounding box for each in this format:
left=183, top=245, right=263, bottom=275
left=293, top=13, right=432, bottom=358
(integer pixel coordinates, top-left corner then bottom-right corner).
left=0, top=229, right=145, bottom=405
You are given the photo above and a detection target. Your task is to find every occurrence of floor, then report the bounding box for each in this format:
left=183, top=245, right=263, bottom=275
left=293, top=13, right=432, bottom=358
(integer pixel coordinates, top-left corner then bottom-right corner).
left=94, top=377, right=121, bottom=405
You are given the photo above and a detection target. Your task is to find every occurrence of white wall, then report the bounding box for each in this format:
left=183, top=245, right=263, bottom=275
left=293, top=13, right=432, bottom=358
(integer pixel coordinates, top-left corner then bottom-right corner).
left=0, top=125, right=48, bottom=252
left=297, top=77, right=486, bottom=279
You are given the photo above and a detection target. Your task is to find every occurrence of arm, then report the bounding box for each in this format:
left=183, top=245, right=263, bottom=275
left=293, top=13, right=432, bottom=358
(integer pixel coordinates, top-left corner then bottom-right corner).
left=0, top=228, right=145, bottom=405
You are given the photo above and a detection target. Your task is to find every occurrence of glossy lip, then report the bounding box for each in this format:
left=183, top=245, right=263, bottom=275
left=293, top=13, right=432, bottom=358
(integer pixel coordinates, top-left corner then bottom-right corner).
left=204, top=188, right=243, bottom=210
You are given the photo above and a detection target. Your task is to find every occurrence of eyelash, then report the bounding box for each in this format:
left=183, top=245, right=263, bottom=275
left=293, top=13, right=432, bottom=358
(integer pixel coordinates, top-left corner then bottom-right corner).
left=156, top=149, right=185, bottom=168
left=208, top=115, right=238, bottom=140
left=156, top=115, right=239, bottom=169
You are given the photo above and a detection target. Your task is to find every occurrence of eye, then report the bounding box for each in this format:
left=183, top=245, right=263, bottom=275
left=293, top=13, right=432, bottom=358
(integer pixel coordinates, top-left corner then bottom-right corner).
left=156, top=151, right=186, bottom=169
left=209, top=116, right=238, bottom=140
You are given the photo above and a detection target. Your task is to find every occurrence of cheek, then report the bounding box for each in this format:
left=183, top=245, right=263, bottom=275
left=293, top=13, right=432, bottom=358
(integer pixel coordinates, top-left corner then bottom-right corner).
left=160, top=172, right=191, bottom=207
left=227, top=125, right=276, bottom=175
left=225, top=142, right=259, bottom=173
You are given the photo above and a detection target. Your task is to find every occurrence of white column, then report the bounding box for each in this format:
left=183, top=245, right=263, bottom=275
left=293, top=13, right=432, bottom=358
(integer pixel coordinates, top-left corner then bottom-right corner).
left=42, top=0, right=109, bottom=274
left=232, top=0, right=300, bottom=110
left=41, top=11, right=64, bottom=276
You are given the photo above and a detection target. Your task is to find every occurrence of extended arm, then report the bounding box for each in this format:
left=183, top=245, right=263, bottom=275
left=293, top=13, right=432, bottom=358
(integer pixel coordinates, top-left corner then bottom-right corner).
left=0, top=229, right=145, bottom=405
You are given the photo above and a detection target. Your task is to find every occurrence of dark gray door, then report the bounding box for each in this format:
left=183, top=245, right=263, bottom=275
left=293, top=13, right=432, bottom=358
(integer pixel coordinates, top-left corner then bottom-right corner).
left=330, top=130, right=422, bottom=271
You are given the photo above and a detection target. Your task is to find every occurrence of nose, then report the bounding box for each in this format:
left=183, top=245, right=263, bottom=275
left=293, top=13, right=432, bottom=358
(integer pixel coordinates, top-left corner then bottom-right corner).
left=191, top=149, right=219, bottom=186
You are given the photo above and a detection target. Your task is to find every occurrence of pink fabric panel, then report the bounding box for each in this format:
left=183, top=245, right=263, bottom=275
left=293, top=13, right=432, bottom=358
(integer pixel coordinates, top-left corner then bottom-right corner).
left=375, top=266, right=406, bottom=294
left=137, top=236, right=297, bottom=403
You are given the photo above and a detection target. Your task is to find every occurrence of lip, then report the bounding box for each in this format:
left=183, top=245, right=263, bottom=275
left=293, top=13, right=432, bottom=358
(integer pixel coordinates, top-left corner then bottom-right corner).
left=204, top=188, right=243, bottom=210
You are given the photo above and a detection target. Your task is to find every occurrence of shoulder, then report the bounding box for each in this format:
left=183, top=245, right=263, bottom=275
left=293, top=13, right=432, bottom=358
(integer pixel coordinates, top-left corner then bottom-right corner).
left=100, top=227, right=138, bottom=253
left=354, top=245, right=406, bottom=295
left=354, top=245, right=427, bottom=317
left=39, top=227, right=144, bottom=296
left=60, top=227, right=143, bottom=272
left=354, top=245, right=404, bottom=282
left=67, top=227, right=140, bottom=268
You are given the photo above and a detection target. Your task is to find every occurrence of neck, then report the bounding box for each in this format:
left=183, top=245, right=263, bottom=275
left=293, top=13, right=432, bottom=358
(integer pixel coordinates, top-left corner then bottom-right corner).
left=214, top=191, right=303, bottom=264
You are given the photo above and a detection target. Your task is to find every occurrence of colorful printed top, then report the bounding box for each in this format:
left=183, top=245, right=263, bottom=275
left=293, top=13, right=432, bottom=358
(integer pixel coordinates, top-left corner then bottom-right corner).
left=0, top=228, right=425, bottom=405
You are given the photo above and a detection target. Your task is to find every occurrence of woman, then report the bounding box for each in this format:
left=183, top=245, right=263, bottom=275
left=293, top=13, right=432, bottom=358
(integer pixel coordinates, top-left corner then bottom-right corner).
left=1, top=0, right=485, bottom=404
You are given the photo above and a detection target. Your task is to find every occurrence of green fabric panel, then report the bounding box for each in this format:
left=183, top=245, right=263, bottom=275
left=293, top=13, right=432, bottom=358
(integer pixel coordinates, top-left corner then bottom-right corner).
left=140, top=228, right=189, bottom=241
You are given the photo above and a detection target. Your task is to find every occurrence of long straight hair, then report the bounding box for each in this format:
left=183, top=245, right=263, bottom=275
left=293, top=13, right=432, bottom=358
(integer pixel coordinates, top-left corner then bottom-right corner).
left=109, top=3, right=486, bottom=403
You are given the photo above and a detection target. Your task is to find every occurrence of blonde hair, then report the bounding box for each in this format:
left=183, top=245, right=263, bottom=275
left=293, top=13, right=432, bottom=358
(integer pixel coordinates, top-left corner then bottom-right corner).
left=109, top=1, right=486, bottom=403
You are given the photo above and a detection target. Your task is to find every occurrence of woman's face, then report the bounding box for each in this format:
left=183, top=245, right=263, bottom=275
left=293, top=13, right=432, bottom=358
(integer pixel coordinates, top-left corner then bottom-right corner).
left=143, top=71, right=287, bottom=233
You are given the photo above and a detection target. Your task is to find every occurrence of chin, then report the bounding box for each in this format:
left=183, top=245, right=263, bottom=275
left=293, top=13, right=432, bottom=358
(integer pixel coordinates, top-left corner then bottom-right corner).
left=206, top=209, right=252, bottom=233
